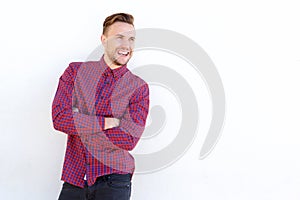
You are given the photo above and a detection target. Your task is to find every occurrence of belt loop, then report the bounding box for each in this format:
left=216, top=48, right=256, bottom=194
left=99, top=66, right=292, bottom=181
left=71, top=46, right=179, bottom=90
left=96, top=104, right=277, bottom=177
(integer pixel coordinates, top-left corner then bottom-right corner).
left=102, top=174, right=110, bottom=182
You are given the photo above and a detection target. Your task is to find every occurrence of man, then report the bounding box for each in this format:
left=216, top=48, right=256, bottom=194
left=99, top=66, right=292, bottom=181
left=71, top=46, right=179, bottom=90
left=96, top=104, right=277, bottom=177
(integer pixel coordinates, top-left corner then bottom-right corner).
left=52, top=13, right=150, bottom=200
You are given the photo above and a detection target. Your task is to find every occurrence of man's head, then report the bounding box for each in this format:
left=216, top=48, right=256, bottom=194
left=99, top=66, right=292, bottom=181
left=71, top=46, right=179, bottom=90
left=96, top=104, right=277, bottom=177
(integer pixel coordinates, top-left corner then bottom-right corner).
left=101, top=13, right=135, bottom=69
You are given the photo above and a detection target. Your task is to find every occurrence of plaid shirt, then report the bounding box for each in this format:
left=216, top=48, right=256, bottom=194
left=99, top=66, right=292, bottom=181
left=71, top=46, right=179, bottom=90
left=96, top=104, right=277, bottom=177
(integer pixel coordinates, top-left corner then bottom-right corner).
left=52, top=56, right=149, bottom=188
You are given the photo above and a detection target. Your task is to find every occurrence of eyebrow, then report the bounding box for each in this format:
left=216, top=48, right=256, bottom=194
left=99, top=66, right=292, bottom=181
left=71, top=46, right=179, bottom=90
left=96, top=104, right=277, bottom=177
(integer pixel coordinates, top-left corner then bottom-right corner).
left=115, top=34, right=125, bottom=37
left=115, top=34, right=135, bottom=39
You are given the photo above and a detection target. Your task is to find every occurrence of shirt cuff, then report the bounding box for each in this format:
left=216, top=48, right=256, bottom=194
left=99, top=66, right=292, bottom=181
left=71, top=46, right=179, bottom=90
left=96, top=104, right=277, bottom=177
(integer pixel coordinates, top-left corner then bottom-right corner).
left=97, top=115, right=105, bottom=131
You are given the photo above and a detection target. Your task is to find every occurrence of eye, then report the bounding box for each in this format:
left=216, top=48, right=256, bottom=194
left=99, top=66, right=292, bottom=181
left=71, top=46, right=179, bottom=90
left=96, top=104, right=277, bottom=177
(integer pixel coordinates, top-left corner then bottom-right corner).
left=115, top=35, right=123, bottom=40
left=129, top=37, right=135, bottom=42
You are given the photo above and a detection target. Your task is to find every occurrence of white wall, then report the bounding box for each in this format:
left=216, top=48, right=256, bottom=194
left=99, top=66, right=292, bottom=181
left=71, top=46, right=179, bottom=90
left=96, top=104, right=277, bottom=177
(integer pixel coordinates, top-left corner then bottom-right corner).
left=1, top=0, right=300, bottom=199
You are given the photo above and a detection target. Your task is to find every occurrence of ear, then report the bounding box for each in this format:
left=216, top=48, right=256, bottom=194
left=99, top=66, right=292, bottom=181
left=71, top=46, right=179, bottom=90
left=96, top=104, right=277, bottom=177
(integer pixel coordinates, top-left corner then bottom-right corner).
left=101, top=34, right=106, bottom=46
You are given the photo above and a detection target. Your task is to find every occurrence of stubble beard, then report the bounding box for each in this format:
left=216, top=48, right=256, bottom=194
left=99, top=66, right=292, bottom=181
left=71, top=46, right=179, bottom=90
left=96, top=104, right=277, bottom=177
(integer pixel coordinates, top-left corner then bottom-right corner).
left=112, top=52, right=132, bottom=66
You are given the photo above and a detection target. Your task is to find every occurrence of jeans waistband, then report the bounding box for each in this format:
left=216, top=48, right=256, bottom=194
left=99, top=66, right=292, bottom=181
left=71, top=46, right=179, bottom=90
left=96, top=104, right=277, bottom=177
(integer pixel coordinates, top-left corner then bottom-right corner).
left=96, top=173, right=132, bottom=182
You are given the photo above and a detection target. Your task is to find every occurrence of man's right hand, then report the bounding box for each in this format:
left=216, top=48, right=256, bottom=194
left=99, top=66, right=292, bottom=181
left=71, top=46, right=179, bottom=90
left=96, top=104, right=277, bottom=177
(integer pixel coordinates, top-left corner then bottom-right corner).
left=104, top=117, right=120, bottom=130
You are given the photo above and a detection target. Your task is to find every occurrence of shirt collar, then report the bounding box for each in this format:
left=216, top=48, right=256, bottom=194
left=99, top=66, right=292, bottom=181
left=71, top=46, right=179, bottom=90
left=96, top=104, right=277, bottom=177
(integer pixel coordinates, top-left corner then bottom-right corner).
left=100, top=55, right=128, bottom=80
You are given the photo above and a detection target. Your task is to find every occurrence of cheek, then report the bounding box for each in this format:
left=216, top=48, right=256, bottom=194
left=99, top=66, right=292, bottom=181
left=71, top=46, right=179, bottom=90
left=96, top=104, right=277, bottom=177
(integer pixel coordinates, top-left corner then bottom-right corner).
left=129, top=41, right=135, bottom=50
left=130, top=44, right=135, bottom=51
left=106, top=43, right=117, bottom=54
left=108, top=39, right=122, bottom=48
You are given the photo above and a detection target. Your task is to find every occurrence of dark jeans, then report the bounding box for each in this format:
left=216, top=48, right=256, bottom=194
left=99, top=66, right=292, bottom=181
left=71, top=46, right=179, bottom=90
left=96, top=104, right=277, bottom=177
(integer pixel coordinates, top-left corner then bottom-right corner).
left=58, top=174, right=132, bottom=200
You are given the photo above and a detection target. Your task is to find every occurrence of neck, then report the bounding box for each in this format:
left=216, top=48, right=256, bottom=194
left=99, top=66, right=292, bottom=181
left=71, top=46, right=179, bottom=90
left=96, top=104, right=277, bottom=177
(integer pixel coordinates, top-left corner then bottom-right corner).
left=103, top=54, right=122, bottom=70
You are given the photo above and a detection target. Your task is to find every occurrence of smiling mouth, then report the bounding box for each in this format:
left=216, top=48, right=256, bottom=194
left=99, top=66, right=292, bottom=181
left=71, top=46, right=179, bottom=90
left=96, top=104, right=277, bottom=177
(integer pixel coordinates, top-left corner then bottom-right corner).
left=117, top=50, right=130, bottom=57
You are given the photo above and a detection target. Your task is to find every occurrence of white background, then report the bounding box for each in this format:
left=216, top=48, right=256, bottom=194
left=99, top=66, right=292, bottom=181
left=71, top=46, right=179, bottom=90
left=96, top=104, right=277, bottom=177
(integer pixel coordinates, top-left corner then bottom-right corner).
left=1, top=0, right=300, bottom=199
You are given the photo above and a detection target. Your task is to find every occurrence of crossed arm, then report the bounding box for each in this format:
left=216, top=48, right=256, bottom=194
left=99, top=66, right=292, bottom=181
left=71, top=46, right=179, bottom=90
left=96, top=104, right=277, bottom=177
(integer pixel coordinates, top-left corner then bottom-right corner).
left=51, top=63, right=149, bottom=151
left=72, top=106, right=119, bottom=129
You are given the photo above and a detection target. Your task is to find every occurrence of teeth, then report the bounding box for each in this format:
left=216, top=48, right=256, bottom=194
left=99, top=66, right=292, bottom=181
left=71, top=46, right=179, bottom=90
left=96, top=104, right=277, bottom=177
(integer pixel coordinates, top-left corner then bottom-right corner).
left=118, top=50, right=129, bottom=56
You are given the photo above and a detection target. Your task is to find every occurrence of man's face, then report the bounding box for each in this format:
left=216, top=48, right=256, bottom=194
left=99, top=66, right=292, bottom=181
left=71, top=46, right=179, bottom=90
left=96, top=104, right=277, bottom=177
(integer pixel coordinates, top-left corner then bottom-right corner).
left=101, top=22, right=135, bottom=67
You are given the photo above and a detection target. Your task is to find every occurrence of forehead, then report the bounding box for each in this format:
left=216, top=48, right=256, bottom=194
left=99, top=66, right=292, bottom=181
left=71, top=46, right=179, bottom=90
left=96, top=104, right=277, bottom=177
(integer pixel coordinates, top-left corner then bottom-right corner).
left=106, top=22, right=135, bottom=37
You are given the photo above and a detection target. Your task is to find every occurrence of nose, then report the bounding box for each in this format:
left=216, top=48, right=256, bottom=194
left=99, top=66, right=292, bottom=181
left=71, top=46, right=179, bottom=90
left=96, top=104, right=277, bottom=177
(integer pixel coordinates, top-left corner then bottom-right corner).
left=120, top=38, right=134, bottom=49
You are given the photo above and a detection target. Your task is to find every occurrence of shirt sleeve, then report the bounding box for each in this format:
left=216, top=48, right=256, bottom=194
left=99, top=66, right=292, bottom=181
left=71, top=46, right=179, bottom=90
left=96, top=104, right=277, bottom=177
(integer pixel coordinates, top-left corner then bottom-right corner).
left=104, top=83, right=150, bottom=151
left=51, top=62, right=105, bottom=135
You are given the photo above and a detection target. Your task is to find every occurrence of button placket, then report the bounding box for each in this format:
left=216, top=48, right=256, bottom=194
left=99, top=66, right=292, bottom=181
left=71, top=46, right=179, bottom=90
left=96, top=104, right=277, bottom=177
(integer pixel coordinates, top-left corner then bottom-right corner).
left=99, top=76, right=109, bottom=101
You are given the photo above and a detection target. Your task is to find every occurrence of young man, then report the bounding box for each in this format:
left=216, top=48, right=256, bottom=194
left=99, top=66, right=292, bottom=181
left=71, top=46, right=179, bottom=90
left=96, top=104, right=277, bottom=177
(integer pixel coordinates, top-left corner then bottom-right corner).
left=52, top=13, right=150, bottom=200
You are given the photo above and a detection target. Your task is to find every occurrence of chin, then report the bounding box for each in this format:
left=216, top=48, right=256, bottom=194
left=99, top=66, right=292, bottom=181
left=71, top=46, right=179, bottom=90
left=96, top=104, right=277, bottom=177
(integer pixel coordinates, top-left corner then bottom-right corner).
left=116, top=57, right=131, bottom=66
